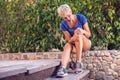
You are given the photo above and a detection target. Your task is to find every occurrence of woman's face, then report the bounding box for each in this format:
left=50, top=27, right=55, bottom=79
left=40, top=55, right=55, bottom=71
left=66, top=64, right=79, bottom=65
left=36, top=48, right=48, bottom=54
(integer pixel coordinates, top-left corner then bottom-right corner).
left=63, top=13, right=72, bottom=22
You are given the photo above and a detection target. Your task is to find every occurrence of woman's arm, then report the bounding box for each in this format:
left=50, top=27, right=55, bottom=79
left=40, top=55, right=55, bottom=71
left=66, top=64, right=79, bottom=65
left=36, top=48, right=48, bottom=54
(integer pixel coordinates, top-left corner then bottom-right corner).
left=62, top=31, right=76, bottom=43
left=62, top=22, right=91, bottom=43
left=83, top=22, right=91, bottom=38
left=62, top=31, right=71, bottom=41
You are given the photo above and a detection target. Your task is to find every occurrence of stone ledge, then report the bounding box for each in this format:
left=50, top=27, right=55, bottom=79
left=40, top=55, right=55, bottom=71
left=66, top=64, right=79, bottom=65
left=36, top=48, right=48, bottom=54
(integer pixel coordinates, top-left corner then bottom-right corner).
left=0, top=52, right=62, bottom=60
left=0, top=50, right=120, bottom=79
left=0, top=59, right=60, bottom=79
left=27, top=59, right=60, bottom=74
left=45, top=70, right=90, bottom=80
left=0, top=50, right=119, bottom=60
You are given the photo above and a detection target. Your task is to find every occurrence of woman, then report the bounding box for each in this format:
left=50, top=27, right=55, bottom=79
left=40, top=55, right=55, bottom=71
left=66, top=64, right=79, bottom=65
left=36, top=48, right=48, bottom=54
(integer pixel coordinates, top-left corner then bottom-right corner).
left=57, top=4, right=91, bottom=77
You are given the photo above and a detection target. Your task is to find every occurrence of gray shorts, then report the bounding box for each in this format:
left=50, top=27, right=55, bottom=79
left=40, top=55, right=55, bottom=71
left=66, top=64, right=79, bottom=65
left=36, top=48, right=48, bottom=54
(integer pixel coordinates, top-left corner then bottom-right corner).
left=89, top=39, right=91, bottom=46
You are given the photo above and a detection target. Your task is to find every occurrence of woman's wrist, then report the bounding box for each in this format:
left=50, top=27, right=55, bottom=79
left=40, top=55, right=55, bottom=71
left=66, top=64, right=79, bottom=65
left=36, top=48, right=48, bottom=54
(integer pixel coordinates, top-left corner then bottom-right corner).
left=68, top=37, right=74, bottom=43
left=68, top=38, right=74, bottom=44
left=68, top=41, right=74, bottom=45
left=68, top=40, right=72, bottom=43
left=82, top=30, right=85, bottom=34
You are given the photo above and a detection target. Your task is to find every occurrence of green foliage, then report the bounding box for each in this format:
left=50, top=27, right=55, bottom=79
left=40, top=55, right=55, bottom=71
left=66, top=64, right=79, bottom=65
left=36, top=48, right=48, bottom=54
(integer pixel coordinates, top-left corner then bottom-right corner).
left=0, top=0, right=120, bottom=53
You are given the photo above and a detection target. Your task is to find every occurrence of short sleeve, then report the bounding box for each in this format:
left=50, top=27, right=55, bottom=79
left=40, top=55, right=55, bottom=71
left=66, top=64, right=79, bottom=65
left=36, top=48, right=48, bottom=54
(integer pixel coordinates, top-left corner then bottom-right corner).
left=60, top=21, right=67, bottom=31
left=78, top=14, right=87, bottom=26
left=81, top=15, right=87, bottom=25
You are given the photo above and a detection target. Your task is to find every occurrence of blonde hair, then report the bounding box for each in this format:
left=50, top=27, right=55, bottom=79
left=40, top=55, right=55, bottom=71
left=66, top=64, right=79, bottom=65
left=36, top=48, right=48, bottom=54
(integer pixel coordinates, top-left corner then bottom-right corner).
left=57, top=4, right=72, bottom=18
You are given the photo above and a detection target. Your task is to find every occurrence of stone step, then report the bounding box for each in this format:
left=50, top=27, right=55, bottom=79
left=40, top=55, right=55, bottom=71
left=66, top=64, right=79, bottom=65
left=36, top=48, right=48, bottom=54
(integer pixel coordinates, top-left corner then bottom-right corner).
left=0, top=66, right=26, bottom=79
left=45, top=70, right=90, bottom=80
left=0, top=59, right=60, bottom=80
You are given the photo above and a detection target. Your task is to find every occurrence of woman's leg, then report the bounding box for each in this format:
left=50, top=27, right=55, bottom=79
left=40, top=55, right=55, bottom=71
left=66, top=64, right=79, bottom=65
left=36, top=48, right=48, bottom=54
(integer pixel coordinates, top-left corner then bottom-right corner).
left=57, top=43, right=73, bottom=77
left=73, top=33, right=91, bottom=73
left=74, top=34, right=91, bottom=62
left=61, top=43, right=73, bottom=68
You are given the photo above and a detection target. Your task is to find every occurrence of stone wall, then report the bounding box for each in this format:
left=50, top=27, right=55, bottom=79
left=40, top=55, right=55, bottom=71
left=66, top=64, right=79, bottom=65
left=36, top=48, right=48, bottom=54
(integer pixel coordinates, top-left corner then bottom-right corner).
left=82, top=50, right=120, bottom=80
left=0, top=50, right=120, bottom=80
left=0, top=52, right=62, bottom=60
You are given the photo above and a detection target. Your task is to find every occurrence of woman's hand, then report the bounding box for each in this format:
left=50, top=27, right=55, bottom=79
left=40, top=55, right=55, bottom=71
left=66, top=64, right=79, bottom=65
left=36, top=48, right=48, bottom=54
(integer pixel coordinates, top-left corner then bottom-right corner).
left=68, top=35, right=76, bottom=43
left=68, top=29, right=82, bottom=43
left=74, top=28, right=85, bottom=35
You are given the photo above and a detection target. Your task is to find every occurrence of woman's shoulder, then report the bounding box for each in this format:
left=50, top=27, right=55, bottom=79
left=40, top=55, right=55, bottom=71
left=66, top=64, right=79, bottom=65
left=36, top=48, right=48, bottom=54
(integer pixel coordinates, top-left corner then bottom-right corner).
left=60, top=20, right=68, bottom=31
left=76, top=14, right=87, bottom=26
left=76, top=14, right=87, bottom=21
left=76, top=14, right=86, bottom=18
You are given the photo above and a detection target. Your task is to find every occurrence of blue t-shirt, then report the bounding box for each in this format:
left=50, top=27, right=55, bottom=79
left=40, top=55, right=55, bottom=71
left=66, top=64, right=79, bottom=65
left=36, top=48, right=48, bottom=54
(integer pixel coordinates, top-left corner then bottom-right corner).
left=60, top=14, right=87, bottom=36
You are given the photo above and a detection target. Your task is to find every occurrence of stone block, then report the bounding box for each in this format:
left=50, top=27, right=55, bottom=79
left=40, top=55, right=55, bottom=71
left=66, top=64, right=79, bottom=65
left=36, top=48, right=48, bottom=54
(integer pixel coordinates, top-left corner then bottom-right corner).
left=0, top=66, right=26, bottom=79
left=3, top=54, right=9, bottom=60
left=46, top=70, right=90, bottom=80
left=0, top=54, right=3, bottom=60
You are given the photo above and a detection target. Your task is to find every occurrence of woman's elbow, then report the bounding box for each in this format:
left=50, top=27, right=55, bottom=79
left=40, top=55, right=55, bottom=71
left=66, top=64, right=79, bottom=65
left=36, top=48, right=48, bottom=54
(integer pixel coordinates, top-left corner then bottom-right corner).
left=88, top=32, right=91, bottom=38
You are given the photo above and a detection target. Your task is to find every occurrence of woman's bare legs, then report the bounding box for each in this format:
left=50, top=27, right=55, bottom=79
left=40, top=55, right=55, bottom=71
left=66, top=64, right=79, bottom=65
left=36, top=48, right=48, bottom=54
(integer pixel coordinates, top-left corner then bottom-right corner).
left=61, top=43, right=73, bottom=68
left=61, top=29, right=91, bottom=68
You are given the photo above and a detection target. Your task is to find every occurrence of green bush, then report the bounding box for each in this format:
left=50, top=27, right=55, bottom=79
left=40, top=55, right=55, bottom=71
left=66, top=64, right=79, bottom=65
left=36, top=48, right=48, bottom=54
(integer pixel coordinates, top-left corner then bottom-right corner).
left=0, top=0, right=120, bottom=53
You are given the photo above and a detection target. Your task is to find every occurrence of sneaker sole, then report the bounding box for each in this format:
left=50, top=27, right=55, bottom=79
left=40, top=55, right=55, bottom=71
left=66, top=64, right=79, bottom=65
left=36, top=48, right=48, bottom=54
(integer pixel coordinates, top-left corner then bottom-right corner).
left=56, top=73, right=68, bottom=78
left=75, top=69, right=83, bottom=74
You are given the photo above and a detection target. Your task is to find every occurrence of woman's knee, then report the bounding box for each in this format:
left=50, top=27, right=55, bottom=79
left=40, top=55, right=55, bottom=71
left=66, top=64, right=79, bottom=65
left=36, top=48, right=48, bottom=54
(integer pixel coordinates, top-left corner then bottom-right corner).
left=76, top=34, right=84, bottom=41
left=64, top=43, right=72, bottom=50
